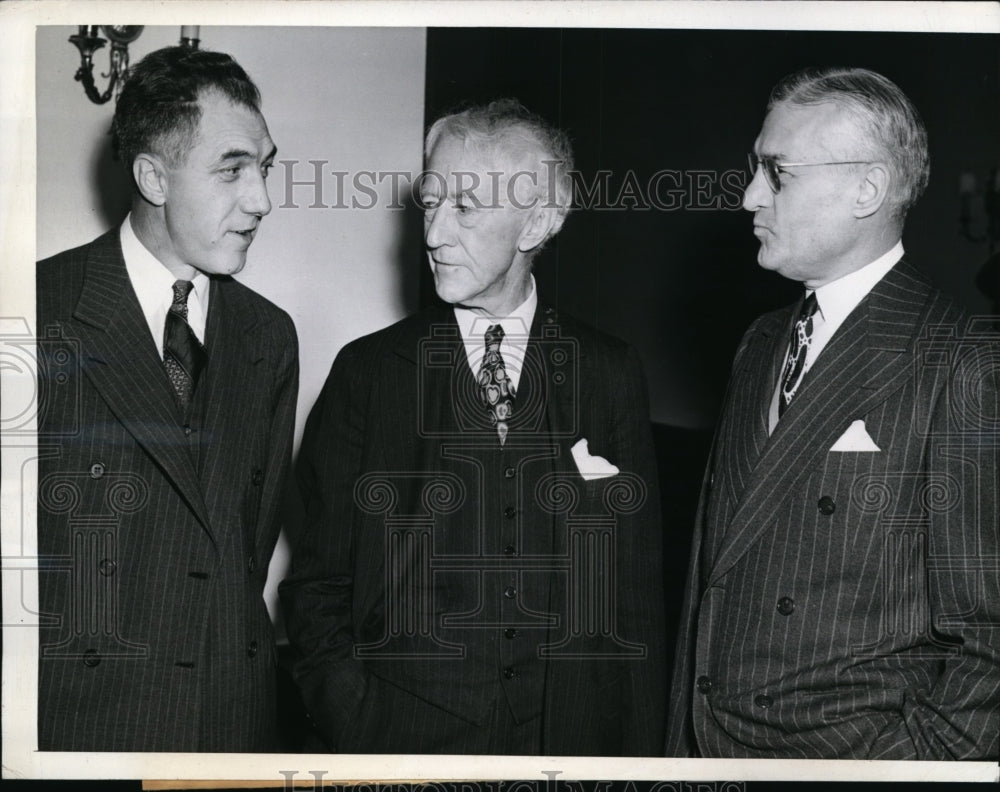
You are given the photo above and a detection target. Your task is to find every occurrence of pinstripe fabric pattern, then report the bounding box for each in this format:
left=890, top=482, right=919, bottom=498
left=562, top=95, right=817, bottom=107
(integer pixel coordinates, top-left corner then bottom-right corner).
left=281, top=303, right=666, bottom=755
left=666, top=261, right=1000, bottom=759
left=36, top=228, right=298, bottom=751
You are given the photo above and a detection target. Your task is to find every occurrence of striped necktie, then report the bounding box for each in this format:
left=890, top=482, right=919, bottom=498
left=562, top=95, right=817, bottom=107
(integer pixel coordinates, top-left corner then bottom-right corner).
left=778, top=291, right=818, bottom=417
left=163, top=279, right=207, bottom=411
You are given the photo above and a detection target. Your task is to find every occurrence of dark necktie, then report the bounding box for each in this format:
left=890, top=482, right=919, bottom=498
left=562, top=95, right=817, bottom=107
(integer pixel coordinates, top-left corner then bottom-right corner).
left=163, top=280, right=207, bottom=411
left=778, top=292, right=819, bottom=417
left=478, top=324, right=515, bottom=445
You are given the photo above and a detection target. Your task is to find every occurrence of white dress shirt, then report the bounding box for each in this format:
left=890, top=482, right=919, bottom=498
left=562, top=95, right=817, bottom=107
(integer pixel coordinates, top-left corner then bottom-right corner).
left=769, top=241, right=904, bottom=432
left=453, top=276, right=538, bottom=392
left=120, top=214, right=209, bottom=359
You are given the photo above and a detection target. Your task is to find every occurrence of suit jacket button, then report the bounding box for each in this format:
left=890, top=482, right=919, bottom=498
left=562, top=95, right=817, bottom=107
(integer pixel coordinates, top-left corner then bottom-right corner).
left=504, top=628, right=518, bottom=640
left=503, top=666, right=517, bottom=680
left=247, top=640, right=259, bottom=658
left=696, top=675, right=712, bottom=694
left=755, top=694, right=774, bottom=709
left=777, top=596, right=795, bottom=616
left=251, top=469, right=264, bottom=486
left=183, top=424, right=194, bottom=436
left=504, top=586, right=517, bottom=599
left=83, top=649, right=101, bottom=668
left=89, top=462, right=105, bottom=479
left=818, top=496, right=836, bottom=515
left=98, top=558, right=117, bottom=577
left=504, top=506, right=516, bottom=519
left=503, top=545, right=517, bottom=557
left=503, top=466, right=516, bottom=479
left=248, top=555, right=256, bottom=573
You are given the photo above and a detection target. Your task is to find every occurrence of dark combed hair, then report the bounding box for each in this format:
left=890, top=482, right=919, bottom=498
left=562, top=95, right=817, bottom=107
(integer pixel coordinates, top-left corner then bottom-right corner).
left=768, top=66, right=929, bottom=220
left=111, top=46, right=261, bottom=173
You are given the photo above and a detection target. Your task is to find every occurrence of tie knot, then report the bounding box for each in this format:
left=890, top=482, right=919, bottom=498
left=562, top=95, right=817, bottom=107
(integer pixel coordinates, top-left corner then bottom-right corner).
left=800, top=291, right=819, bottom=321
left=172, top=280, right=194, bottom=306
left=484, top=324, right=505, bottom=350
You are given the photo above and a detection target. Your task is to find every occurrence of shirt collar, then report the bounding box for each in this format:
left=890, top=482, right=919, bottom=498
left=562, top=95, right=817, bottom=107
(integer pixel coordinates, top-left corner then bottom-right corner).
left=453, top=277, right=537, bottom=388
left=810, top=240, right=904, bottom=326
left=453, top=276, right=538, bottom=345
left=120, top=213, right=210, bottom=353
left=120, top=213, right=210, bottom=305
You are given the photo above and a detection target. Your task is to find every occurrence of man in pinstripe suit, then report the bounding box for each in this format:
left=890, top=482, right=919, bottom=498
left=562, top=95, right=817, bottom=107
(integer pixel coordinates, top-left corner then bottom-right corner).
left=282, top=100, right=666, bottom=755
left=36, top=47, right=298, bottom=751
left=667, top=67, right=999, bottom=760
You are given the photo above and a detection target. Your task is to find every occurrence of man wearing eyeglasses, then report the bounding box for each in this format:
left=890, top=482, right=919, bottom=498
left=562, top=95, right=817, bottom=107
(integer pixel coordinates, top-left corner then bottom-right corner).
left=667, top=67, right=999, bottom=760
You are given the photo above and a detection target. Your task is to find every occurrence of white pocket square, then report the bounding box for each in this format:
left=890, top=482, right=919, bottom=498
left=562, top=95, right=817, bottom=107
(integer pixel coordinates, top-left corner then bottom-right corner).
left=830, top=419, right=881, bottom=452
left=570, top=438, right=620, bottom=480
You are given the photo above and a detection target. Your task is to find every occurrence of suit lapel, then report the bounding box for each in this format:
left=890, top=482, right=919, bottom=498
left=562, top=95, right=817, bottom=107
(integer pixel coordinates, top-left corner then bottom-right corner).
left=708, top=261, right=933, bottom=586
left=197, top=278, right=263, bottom=543
left=535, top=304, right=583, bottom=446
left=69, top=229, right=212, bottom=535
left=723, top=310, right=788, bottom=506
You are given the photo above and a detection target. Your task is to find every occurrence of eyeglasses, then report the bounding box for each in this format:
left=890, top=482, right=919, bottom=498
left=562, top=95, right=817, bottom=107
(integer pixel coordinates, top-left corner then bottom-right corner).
left=747, top=153, right=872, bottom=194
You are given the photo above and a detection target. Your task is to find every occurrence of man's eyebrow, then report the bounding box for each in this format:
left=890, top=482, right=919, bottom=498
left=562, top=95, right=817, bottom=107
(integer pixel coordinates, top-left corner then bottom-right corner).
left=217, top=144, right=278, bottom=164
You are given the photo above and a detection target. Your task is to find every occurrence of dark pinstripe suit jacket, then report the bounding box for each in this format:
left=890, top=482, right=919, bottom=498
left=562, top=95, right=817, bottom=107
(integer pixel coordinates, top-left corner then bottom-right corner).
left=36, top=228, right=298, bottom=751
left=666, top=261, right=999, bottom=759
left=281, top=303, right=666, bottom=755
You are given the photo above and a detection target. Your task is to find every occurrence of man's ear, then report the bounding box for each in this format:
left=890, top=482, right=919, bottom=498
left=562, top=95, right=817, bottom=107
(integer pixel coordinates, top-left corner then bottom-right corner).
left=132, top=154, right=169, bottom=207
left=854, top=163, right=891, bottom=219
left=517, top=205, right=564, bottom=254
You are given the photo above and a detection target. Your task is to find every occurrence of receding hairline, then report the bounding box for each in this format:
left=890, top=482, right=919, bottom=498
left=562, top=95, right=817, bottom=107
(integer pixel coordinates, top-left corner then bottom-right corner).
left=141, top=87, right=268, bottom=165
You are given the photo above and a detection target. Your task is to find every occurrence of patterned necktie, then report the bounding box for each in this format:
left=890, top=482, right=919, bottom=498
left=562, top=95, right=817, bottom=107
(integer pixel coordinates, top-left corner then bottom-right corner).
left=163, top=280, right=207, bottom=411
left=778, top=291, right=819, bottom=417
left=478, top=324, right=515, bottom=445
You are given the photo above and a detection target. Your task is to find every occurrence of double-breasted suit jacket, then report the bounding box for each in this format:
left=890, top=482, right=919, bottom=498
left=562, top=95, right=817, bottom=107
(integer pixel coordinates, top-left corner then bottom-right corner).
left=667, top=261, right=999, bottom=759
left=281, top=302, right=666, bottom=755
left=36, top=228, right=298, bottom=751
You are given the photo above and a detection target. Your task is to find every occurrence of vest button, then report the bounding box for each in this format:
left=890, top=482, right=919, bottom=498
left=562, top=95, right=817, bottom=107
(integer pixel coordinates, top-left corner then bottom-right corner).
left=503, top=545, right=517, bottom=556
left=818, top=496, right=835, bottom=515
left=83, top=649, right=101, bottom=668
left=503, top=586, right=517, bottom=599
left=183, top=424, right=194, bottom=436
left=503, top=666, right=517, bottom=680
left=755, top=694, right=774, bottom=709
left=247, top=640, right=258, bottom=658
left=777, top=596, right=795, bottom=616
left=696, top=675, right=712, bottom=694
left=251, top=469, right=264, bottom=486
left=503, top=466, right=516, bottom=479
left=504, top=628, right=518, bottom=640
left=503, top=506, right=516, bottom=519
left=98, top=558, right=117, bottom=577
left=248, top=555, right=256, bottom=573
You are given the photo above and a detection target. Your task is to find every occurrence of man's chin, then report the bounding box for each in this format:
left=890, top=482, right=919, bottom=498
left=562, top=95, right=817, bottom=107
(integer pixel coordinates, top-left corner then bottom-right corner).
left=197, top=257, right=247, bottom=277
left=433, top=275, right=469, bottom=306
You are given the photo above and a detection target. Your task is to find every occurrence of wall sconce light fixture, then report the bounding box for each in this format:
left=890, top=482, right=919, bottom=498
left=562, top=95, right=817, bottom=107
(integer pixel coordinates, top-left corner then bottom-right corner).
left=69, top=25, right=201, bottom=105
left=69, top=25, right=145, bottom=105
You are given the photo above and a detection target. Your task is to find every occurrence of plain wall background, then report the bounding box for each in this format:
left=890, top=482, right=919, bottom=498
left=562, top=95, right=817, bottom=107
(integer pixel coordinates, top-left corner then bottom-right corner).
left=36, top=25, right=427, bottom=625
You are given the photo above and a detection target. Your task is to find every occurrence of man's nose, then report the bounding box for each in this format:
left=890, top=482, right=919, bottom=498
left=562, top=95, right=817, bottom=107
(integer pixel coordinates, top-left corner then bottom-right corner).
left=424, top=205, right=451, bottom=248
left=742, top=165, right=772, bottom=212
left=243, top=169, right=272, bottom=217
